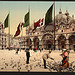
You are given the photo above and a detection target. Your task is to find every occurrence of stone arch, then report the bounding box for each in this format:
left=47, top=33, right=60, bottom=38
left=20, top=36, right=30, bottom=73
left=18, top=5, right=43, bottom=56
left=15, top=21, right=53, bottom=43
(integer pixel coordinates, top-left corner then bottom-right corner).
left=68, top=34, right=75, bottom=50
left=33, top=36, right=39, bottom=49
left=57, top=34, right=66, bottom=50
left=57, top=34, right=66, bottom=40
left=42, top=34, right=53, bottom=50
left=67, top=34, right=73, bottom=39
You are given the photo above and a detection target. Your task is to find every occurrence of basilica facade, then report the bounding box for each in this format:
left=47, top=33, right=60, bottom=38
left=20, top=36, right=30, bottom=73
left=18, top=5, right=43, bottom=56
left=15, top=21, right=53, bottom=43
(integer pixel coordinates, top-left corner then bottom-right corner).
left=19, top=9, right=75, bottom=50
left=55, top=9, right=75, bottom=50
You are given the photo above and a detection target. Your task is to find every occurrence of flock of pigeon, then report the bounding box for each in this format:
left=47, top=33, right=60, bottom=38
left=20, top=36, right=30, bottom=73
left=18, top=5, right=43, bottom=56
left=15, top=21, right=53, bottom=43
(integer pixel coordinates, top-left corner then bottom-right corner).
left=0, top=50, right=75, bottom=72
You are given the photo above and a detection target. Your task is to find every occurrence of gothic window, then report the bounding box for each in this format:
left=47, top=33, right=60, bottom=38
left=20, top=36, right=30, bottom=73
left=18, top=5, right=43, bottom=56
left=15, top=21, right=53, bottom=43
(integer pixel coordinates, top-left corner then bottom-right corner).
left=63, top=26, right=65, bottom=28
left=50, top=37, right=51, bottom=38
left=37, top=32, right=39, bottom=34
left=2, top=38, right=3, bottom=40
left=61, top=30, right=63, bottom=32
left=72, top=28, right=74, bottom=31
left=5, top=38, right=6, bottom=40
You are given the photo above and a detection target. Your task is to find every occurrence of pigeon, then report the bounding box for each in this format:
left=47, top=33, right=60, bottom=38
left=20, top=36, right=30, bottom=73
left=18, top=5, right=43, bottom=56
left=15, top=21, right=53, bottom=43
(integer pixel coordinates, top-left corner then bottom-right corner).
left=5, top=63, right=8, bottom=66
left=1, top=68, right=4, bottom=69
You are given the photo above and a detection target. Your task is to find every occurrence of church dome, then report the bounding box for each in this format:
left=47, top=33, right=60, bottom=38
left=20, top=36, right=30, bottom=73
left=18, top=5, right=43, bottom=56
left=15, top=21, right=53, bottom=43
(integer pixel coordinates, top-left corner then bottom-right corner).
left=59, top=9, right=62, bottom=14
left=55, top=9, right=74, bottom=24
left=55, top=13, right=67, bottom=21
left=65, top=10, right=69, bottom=16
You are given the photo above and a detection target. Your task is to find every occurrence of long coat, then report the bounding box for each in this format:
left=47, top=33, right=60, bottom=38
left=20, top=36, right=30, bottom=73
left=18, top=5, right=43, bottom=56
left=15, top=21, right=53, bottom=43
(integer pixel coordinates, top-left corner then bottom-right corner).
left=42, top=53, right=52, bottom=60
left=26, top=51, right=30, bottom=57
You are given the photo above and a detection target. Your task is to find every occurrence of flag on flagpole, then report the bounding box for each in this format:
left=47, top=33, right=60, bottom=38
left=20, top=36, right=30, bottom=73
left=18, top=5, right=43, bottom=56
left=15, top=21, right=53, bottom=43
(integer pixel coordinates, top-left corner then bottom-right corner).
left=14, top=23, right=20, bottom=37
left=45, top=4, right=53, bottom=25
left=34, top=19, right=41, bottom=29
left=32, top=18, right=44, bottom=32
left=41, top=18, right=44, bottom=25
left=14, top=22, right=24, bottom=37
left=21, top=22, right=24, bottom=31
left=23, top=12, right=29, bottom=27
left=1, top=24, right=4, bottom=29
left=4, top=14, right=9, bottom=28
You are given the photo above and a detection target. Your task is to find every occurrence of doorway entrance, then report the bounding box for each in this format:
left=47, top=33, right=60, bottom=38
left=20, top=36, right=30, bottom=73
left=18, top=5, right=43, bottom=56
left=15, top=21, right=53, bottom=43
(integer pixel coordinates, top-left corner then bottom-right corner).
left=74, top=45, right=75, bottom=51
left=48, top=44, right=51, bottom=49
left=73, top=45, right=75, bottom=49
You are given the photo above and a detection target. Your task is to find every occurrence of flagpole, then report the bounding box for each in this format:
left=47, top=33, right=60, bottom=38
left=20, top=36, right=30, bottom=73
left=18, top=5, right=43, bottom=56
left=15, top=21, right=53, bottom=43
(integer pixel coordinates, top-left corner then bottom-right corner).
left=22, top=24, right=23, bottom=37
left=54, top=2, right=55, bottom=50
left=25, top=15, right=27, bottom=36
left=2, top=23, right=3, bottom=49
left=28, top=6, right=30, bottom=49
left=21, top=22, right=23, bottom=37
left=20, top=22, right=22, bottom=50
left=8, top=11, right=10, bottom=50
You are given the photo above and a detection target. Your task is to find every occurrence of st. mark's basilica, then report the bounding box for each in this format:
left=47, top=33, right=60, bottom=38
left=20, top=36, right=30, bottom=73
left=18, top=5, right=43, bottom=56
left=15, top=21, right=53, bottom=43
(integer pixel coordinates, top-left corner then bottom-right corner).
left=0, top=9, right=75, bottom=50
left=18, top=9, right=75, bottom=50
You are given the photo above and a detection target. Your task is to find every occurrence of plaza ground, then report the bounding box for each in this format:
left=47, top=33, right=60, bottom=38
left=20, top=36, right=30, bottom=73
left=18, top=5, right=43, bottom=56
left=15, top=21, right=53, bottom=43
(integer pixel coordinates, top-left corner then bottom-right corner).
left=0, top=49, right=75, bottom=72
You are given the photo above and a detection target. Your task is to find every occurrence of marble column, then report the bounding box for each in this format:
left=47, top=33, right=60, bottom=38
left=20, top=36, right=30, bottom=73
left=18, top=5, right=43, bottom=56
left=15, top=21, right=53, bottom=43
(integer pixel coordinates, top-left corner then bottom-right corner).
left=32, top=40, right=34, bottom=49
left=55, top=40, right=58, bottom=50
left=39, top=39, right=42, bottom=49
left=66, top=39, right=69, bottom=49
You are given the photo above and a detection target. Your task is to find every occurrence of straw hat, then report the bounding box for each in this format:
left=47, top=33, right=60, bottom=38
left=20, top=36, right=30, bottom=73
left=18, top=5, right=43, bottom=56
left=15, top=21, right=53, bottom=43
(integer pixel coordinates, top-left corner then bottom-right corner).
left=63, top=49, right=66, bottom=51
left=49, top=50, right=52, bottom=53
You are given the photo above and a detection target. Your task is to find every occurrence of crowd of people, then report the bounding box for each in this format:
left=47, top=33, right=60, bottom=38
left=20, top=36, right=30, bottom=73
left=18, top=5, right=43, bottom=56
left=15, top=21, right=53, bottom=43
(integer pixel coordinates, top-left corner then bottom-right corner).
left=15, top=47, right=70, bottom=69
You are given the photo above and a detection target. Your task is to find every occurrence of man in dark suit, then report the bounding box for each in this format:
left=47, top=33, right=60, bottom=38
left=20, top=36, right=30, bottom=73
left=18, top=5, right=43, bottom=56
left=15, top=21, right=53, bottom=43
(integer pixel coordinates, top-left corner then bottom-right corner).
left=26, top=48, right=30, bottom=64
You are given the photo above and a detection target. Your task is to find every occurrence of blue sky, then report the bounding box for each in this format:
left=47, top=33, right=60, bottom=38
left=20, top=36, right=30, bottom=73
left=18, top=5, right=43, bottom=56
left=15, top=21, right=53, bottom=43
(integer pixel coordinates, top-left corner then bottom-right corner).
left=0, top=1, right=75, bottom=36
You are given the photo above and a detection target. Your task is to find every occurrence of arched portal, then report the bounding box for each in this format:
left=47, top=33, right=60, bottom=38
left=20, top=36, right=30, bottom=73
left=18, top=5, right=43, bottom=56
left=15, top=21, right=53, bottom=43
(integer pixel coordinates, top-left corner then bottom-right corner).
left=42, top=34, right=53, bottom=50
left=46, top=40, right=53, bottom=50
left=33, top=36, right=39, bottom=49
left=69, top=35, right=75, bottom=50
left=58, top=34, right=66, bottom=50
